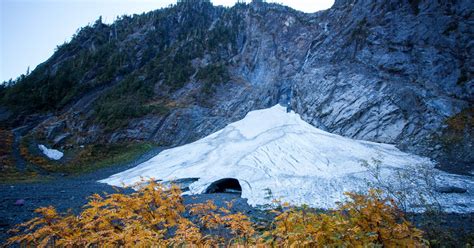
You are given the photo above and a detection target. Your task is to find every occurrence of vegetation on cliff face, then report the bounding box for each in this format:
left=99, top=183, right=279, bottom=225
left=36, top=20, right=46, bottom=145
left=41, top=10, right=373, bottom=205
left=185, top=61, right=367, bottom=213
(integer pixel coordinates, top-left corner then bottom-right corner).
left=1, top=19, right=119, bottom=114
left=93, top=75, right=165, bottom=130
left=430, top=108, right=474, bottom=174
left=0, top=0, right=239, bottom=129
left=439, top=108, right=474, bottom=148
left=7, top=181, right=425, bottom=247
left=197, top=63, right=231, bottom=94
left=445, top=108, right=474, bottom=133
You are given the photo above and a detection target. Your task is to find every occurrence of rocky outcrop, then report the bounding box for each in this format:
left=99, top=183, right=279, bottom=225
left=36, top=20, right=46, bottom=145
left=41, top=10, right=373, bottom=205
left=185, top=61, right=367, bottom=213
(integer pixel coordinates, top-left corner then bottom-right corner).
left=291, top=0, right=473, bottom=173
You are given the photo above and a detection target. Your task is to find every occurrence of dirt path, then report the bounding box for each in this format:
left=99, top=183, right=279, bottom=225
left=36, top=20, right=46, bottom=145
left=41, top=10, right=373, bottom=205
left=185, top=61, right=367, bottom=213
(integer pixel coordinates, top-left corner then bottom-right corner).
left=11, top=127, right=29, bottom=172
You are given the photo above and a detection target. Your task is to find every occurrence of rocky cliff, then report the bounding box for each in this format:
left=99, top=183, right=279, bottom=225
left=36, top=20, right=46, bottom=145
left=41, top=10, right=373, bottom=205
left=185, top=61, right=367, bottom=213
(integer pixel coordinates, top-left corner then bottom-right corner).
left=1, top=0, right=472, bottom=174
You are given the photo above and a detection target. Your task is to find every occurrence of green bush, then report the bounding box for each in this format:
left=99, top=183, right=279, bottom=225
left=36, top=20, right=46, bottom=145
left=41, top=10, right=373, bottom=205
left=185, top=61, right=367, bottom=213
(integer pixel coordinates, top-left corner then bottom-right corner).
left=197, top=64, right=230, bottom=94
left=94, top=76, right=168, bottom=130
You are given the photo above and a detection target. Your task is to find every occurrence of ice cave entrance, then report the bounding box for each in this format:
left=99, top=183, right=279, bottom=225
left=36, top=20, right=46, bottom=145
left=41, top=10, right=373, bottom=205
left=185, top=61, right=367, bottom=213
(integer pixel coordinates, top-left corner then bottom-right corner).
left=204, top=178, right=242, bottom=195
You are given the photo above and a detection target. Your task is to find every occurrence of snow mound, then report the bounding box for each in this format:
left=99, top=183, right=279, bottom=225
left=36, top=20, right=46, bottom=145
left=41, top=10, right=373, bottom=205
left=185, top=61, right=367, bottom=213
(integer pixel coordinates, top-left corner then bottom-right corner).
left=101, top=105, right=474, bottom=213
left=38, top=144, right=63, bottom=160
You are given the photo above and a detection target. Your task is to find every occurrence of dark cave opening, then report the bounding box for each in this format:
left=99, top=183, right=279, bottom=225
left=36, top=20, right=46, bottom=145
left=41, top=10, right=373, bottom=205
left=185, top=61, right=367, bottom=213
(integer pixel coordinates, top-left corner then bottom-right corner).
left=204, top=178, right=242, bottom=195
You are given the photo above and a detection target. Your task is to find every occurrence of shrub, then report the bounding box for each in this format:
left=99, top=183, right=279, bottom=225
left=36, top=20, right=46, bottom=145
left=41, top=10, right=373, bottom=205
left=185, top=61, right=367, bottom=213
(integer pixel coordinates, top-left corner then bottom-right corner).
left=196, top=63, right=230, bottom=94
left=94, top=76, right=168, bottom=130
left=445, top=108, right=474, bottom=133
left=8, top=180, right=426, bottom=247
left=265, top=189, right=426, bottom=247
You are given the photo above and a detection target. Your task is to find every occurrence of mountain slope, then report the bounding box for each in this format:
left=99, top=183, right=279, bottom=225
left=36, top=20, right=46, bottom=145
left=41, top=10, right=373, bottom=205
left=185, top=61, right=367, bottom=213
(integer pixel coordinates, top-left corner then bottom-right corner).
left=101, top=105, right=474, bottom=212
left=0, top=0, right=472, bottom=174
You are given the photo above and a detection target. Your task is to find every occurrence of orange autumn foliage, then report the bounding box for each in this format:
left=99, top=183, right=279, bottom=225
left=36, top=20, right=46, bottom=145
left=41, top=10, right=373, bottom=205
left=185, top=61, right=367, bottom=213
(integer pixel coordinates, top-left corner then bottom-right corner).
left=7, top=181, right=426, bottom=247
left=265, top=189, right=426, bottom=247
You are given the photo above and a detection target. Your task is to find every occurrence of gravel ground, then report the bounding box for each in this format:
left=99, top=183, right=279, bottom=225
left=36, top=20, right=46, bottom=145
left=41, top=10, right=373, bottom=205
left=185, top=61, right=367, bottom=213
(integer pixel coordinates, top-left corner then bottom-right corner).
left=0, top=147, right=158, bottom=243
left=0, top=147, right=265, bottom=244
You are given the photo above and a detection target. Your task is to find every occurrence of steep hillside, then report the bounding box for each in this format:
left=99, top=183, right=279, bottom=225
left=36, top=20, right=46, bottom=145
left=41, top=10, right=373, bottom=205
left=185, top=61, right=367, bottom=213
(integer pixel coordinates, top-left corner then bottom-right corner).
left=0, top=0, right=472, bottom=175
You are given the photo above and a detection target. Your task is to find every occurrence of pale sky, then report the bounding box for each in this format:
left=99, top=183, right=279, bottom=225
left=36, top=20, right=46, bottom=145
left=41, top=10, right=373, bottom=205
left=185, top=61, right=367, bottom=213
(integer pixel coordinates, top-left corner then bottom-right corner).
left=0, top=0, right=334, bottom=82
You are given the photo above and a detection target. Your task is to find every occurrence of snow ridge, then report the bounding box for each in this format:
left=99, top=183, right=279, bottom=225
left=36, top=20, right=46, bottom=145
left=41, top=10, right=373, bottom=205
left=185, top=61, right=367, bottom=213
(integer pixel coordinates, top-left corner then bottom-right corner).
left=38, top=144, right=63, bottom=160
left=101, top=105, right=473, bottom=213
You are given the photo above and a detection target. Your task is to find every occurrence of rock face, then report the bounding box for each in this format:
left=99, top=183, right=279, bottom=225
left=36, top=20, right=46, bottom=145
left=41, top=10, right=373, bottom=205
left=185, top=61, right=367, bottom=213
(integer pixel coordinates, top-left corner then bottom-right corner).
left=2, top=0, right=473, bottom=174
left=291, top=0, right=473, bottom=173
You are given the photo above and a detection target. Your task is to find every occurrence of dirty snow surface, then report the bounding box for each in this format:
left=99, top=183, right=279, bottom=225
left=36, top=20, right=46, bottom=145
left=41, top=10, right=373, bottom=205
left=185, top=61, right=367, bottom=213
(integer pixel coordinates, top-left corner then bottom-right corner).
left=38, top=144, right=63, bottom=160
left=101, top=105, right=473, bottom=213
